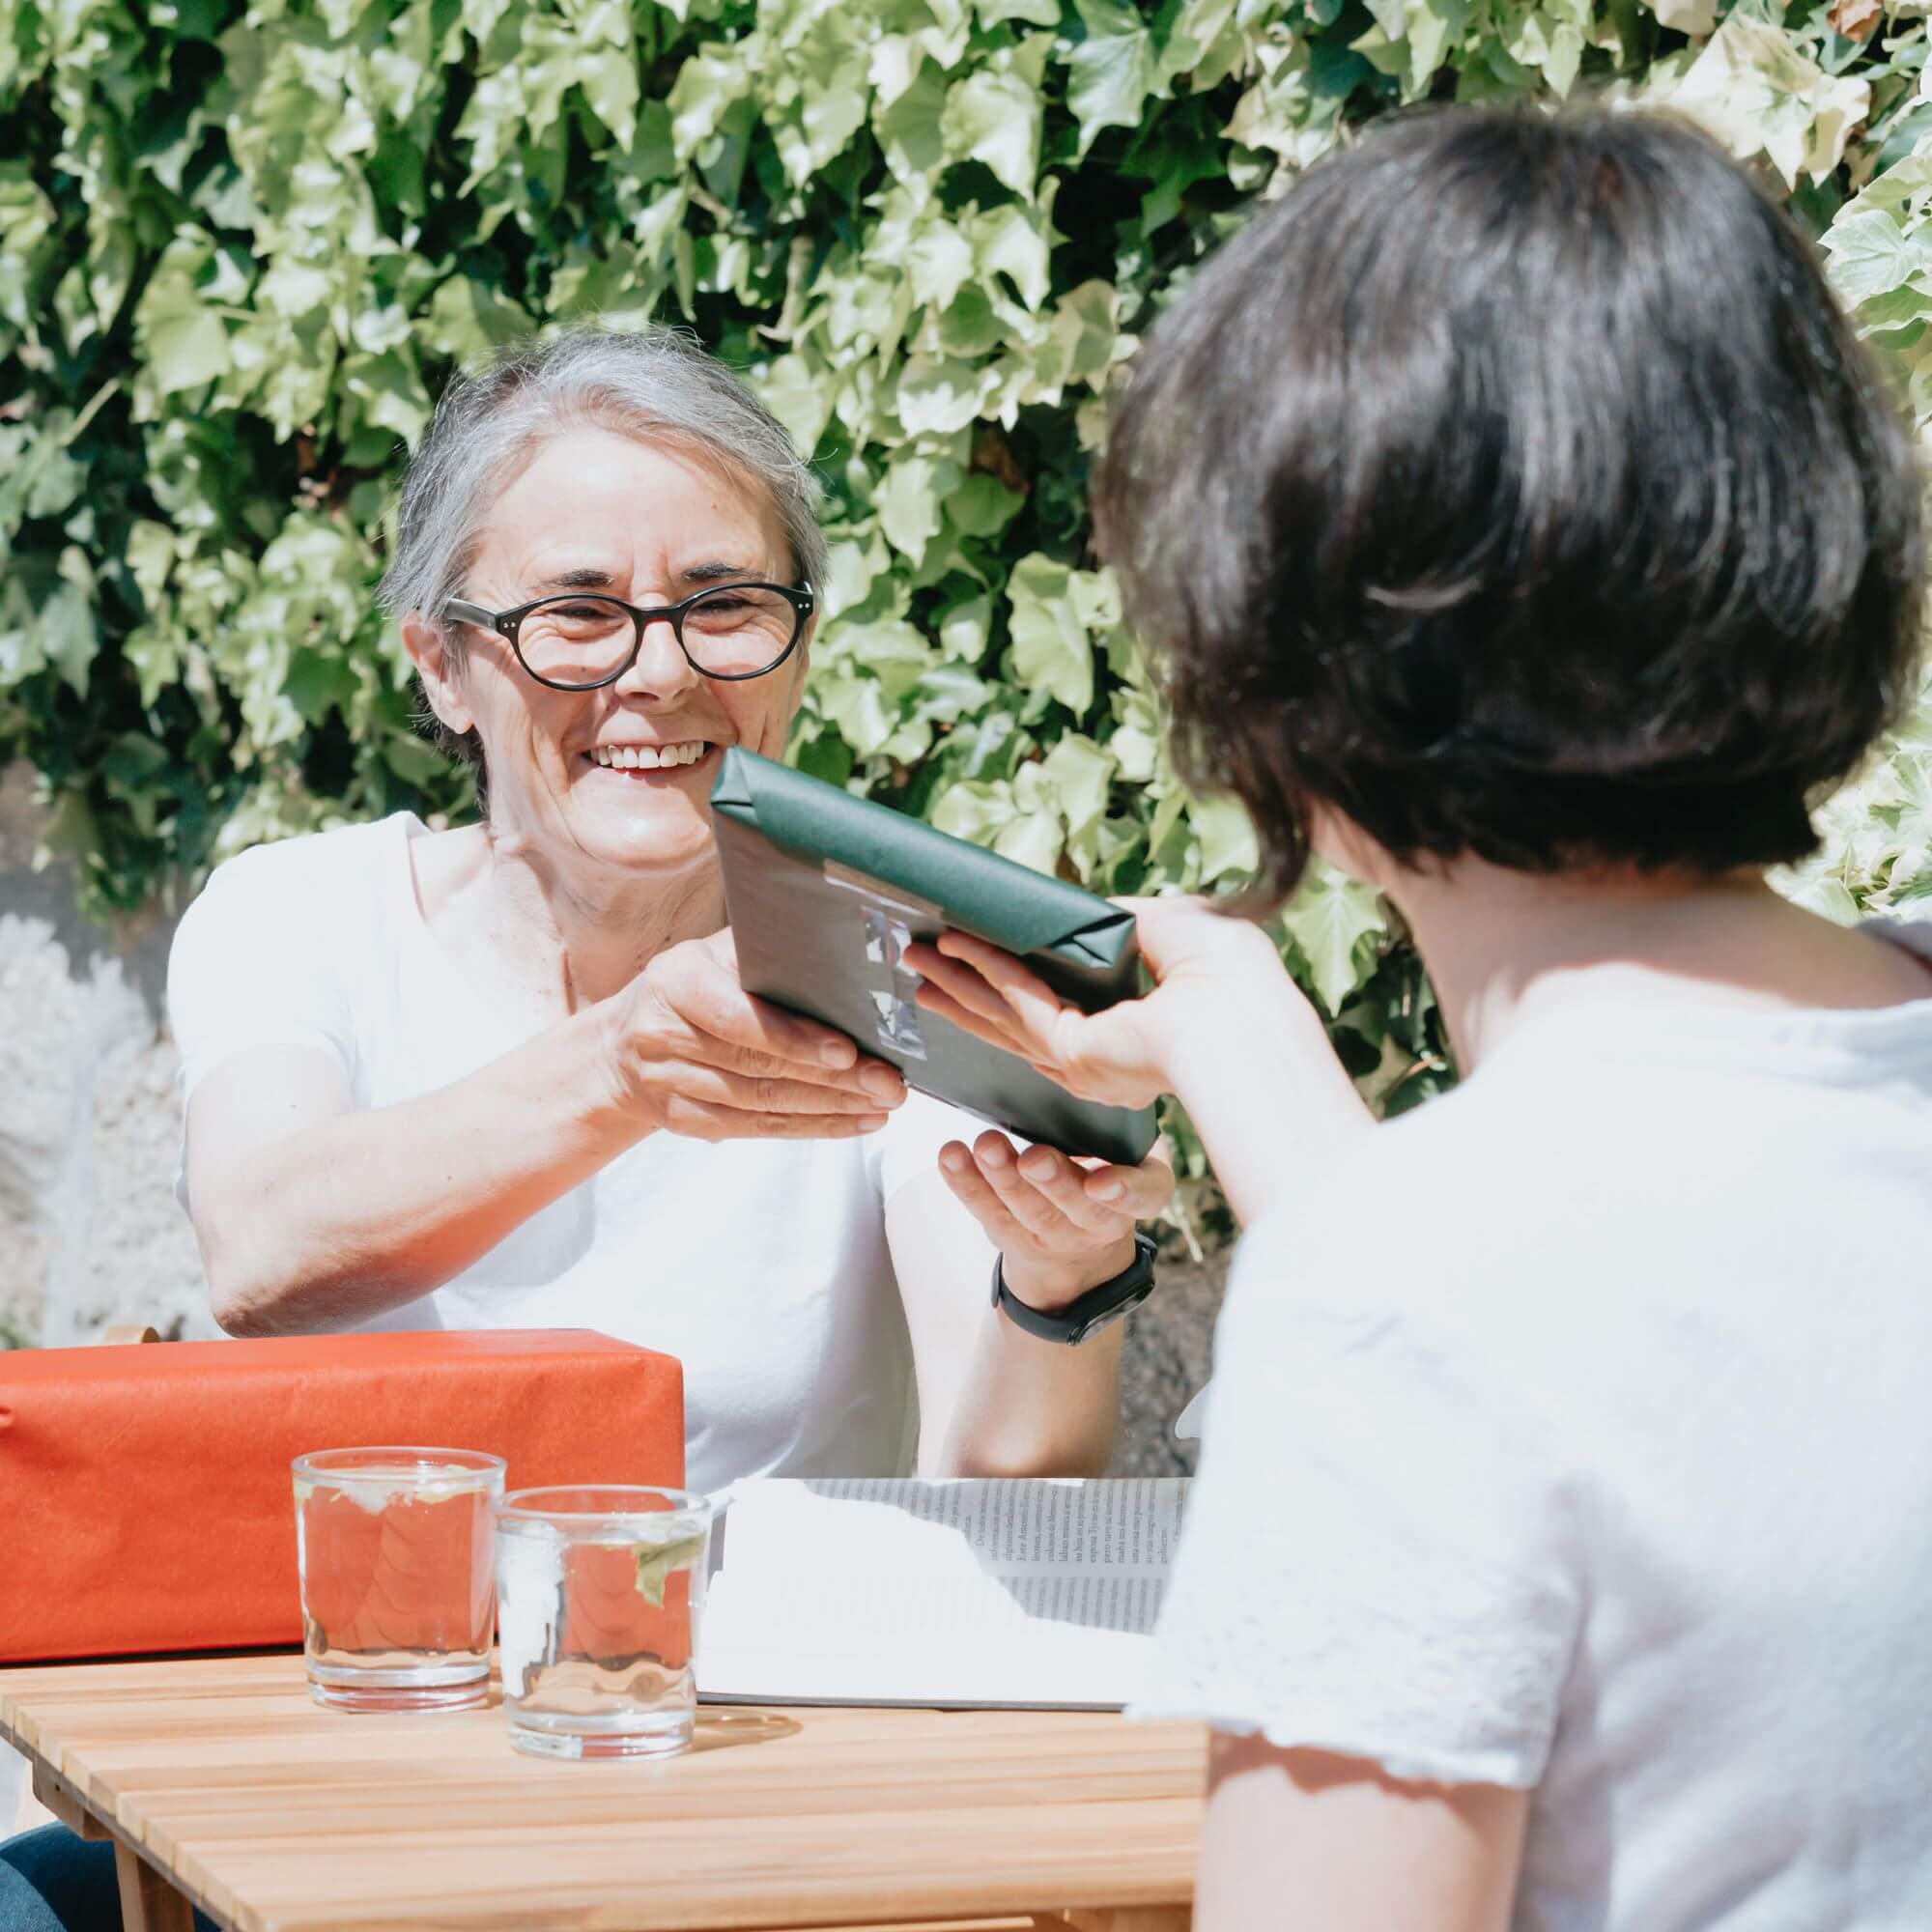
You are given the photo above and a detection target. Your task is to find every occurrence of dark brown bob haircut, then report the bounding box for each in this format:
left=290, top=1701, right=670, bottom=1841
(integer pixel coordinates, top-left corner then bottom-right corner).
left=1093, top=109, right=1925, bottom=909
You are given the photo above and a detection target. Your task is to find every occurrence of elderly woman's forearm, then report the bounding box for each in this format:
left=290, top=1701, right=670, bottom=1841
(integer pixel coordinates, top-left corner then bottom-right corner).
left=194, top=1009, right=645, bottom=1333
left=934, top=1313, right=1124, bottom=1477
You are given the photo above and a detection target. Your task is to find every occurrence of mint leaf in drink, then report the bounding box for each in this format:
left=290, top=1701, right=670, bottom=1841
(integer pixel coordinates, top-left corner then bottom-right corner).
left=634, top=1532, right=706, bottom=1607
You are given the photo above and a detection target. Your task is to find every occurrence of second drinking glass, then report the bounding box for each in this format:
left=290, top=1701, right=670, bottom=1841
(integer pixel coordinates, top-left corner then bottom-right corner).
left=495, top=1485, right=714, bottom=1759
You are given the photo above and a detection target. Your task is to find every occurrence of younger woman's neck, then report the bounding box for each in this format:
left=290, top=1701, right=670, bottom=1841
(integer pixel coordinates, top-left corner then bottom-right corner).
left=1389, top=861, right=1930, bottom=1074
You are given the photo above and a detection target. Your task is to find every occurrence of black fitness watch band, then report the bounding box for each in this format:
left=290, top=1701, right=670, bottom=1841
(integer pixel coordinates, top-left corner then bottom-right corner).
left=990, top=1232, right=1159, bottom=1346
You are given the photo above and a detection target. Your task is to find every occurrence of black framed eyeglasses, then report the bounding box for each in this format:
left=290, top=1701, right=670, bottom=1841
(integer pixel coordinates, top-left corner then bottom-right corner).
left=441, top=581, right=815, bottom=690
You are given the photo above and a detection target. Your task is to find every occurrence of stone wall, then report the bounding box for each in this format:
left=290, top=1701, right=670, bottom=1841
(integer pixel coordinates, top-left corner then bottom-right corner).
left=0, top=765, right=213, bottom=1351
left=0, top=760, right=1224, bottom=1466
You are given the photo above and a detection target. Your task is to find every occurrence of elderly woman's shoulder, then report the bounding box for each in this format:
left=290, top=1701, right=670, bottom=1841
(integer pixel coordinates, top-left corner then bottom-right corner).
left=191, top=810, right=417, bottom=919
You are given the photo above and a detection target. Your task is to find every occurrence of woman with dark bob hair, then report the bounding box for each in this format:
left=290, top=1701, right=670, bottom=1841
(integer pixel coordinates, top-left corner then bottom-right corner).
left=913, top=110, right=1932, bottom=1928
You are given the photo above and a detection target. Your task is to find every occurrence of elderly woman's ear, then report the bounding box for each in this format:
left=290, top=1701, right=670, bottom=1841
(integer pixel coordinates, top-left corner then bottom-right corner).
left=401, top=610, right=477, bottom=741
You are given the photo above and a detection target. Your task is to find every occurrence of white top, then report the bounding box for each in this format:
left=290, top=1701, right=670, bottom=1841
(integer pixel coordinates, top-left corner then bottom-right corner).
left=1137, top=923, right=1932, bottom=1932
left=167, top=813, right=979, bottom=1495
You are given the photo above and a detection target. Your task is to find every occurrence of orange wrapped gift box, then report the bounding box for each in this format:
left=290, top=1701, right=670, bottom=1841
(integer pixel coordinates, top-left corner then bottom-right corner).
left=0, top=1329, right=683, bottom=1662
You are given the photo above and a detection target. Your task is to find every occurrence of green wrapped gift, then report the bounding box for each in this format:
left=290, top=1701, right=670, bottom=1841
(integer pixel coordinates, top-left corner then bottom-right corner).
left=712, top=750, right=1158, bottom=1168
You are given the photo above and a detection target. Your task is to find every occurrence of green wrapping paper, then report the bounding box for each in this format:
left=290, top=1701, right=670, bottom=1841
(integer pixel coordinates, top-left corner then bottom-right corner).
left=712, top=750, right=1158, bottom=1167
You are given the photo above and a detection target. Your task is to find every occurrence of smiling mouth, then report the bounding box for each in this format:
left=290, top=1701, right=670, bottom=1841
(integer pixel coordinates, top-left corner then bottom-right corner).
left=583, top=742, right=715, bottom=772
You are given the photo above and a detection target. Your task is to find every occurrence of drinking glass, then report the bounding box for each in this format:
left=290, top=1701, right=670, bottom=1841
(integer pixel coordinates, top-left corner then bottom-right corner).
left=292, top=1446, right=505, bottom=1712
left=495, top=1485, right=714, bottom=1759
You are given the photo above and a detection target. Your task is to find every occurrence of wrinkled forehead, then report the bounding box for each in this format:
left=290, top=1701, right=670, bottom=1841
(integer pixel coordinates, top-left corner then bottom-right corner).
left=469, top=423, right=795, bottom=591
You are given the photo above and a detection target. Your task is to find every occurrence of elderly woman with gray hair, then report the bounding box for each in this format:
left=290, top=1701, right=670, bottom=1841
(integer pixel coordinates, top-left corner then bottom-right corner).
left=162, top=327, right=1172, bottom=1492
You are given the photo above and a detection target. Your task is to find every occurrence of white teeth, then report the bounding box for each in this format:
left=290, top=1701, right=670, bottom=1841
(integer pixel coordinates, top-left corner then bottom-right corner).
left=588, top=743, right=709, bottom=770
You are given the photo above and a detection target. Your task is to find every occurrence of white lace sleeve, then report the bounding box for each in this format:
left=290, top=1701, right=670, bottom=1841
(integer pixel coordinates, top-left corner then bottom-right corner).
left=1132, top=1208, right=1582, bottom=1789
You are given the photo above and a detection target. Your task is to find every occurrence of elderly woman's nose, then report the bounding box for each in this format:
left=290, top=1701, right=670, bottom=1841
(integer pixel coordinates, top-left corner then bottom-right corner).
left=615, top=613, right=699, bottom=698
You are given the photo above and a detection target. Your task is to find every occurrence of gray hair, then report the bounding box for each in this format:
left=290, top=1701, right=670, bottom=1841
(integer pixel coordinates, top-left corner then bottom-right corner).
left=380, top=327, right=829, bottom=788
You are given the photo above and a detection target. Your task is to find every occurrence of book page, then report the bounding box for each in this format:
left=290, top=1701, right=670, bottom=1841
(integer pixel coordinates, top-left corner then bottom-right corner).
left=696, top=1477, right=1189, bottom=1709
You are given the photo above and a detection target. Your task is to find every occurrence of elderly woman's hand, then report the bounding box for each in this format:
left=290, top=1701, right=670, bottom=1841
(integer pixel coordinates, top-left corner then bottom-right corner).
left=937, top=1131, right=1175, bottom=1309
left=603, top=928, right=906, bottom=1141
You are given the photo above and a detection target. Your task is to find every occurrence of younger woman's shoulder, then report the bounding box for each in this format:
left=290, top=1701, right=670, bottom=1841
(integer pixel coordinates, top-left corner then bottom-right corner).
left=1223, top=1092, right=1597, bottom=1359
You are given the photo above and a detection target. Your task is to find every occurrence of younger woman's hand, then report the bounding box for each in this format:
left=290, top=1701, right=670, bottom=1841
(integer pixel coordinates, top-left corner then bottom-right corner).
left=937, top=1131, right=1175, bottom=1310
left=905, top=895, right=1298, bottom=1109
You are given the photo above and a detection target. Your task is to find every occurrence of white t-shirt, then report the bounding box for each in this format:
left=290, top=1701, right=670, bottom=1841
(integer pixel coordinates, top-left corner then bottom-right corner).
left=167, top=812, right=981, bottom=1495
left=1137, top=923, right=1932, bottom=1932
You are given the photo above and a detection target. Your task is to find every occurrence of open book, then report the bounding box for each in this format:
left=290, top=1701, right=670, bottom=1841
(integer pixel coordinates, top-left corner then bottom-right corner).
left=696, top=1476, right=1189, bottom=1710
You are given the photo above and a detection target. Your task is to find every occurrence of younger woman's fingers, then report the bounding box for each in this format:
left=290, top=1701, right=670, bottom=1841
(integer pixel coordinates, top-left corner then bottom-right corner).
left=903, top=943, right=1033, bottom=1038
left=1077, top=1155, right=1176, bottom=1218
left=939, top=930, right=1065, bottom=1004
left=968, top=1132, right=1074, bottom=1242
left=932, top=932, right=1072, bottom=1037
left=938, top=1141, right=1028, bottom=1249
left=913, top=980, right=1037, bottom=1058
left=1011, top=1144, right=1134, bottom=1237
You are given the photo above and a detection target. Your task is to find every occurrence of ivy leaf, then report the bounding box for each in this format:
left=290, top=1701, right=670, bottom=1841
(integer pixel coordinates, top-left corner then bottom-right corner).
left=947, top=472, right=1026, bottom=537
left=635, top=1531, right=707, bottom=1608
left=977, top=0, right=1060, bottom=22
left=1650, top=0, right=1715, bottom=34
left=817, top=670, right=898, bottom=754
left=1067, top=0, right=1161, bottom=157
left=668, top=43, right=753, bottom=163
left=581, top=51, right=642, bottom=153
left=969, top=199, right=1055, bottom=311
left=942, top=40, right=1049, bottom=194
left=1668, top=17, right=1870, bottom=189
left=8, top=550, right=101, bottom=697
left=422, top=275, right=533, bottom=365
left=343, top=351, right=431, bottom=445
left=932, top=775, right=1019, bottom=845
left=914, top=661, right=993, bottom=720
left=1008, top=553, right=1094, bottom=713
left=879, top=452, right=959, bottom=564
left=1189, top=792, right=1258, bottom=887
left=1038, top=731, right=1117, bottom=870
left=753, top=352, right=834, bottom=460
left=1822, top=208, right=1932, bottom=306
left=1280, top=858, right=1385, bottom=1015
left=878, top=58, right=949, bottom=178
left=939, top=592, right=991, bottom=660
left=897, top=356, right=992, bottom=436
left=145, top=305, right=232, bottom=395
left=0, top=420, right=84, bottom=532
left=905, top=217, right=977, bottom=311
left=995, top=806, right=1065, bottom=874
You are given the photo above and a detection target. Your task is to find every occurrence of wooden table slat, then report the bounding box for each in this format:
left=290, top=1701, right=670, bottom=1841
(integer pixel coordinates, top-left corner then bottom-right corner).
left=0, top=1654, right=1203, bottom=1932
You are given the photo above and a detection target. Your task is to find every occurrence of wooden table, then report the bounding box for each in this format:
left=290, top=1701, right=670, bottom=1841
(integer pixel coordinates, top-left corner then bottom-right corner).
left=0, top=1654, right=1205, bottom=1932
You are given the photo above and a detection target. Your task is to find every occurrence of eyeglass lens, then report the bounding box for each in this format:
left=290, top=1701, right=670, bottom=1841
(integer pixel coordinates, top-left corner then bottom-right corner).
left=516, top=588, right=799, bottom=684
